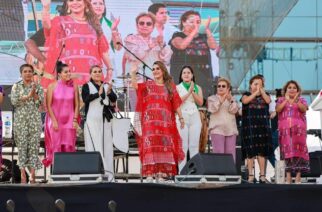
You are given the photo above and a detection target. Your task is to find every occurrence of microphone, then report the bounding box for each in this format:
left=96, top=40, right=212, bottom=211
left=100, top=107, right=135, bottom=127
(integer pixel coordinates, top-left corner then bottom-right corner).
left=6, top=199, right=15, bottom=212
left=55, top=199, right=65, bottom=212
left=108, top=200, right=117, bottom=212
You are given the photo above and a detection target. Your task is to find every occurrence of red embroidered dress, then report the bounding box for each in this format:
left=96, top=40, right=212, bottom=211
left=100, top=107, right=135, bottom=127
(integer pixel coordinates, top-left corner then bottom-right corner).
left=135, top=81, right=184, bottom=177
left=43, top=16, right=109, bottom=87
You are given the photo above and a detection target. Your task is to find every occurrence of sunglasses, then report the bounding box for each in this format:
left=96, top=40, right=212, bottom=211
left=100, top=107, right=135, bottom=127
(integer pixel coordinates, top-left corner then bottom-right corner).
left=152, top=67, right=161, bottom=71
left=22, top=69, right=34, bottom=73
left=138, top=21, right=153, bottom=27
left=217, top=84, right=226, bottom=88
left=92, top=70, right=102, bottom=74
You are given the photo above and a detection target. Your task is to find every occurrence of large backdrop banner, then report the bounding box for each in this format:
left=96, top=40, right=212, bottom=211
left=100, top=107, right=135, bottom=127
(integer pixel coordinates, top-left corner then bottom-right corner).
left=0, top=0, right=219, bottom=96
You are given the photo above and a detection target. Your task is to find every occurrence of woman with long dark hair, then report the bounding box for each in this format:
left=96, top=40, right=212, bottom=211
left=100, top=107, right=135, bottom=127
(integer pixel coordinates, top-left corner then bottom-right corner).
left=40, top=0, right=113, bottom=87
left=176, top=66, right=203, bottom=172
left=131, top=61, right=184, bottom=182
left=43, top=61, right=79, bottom=167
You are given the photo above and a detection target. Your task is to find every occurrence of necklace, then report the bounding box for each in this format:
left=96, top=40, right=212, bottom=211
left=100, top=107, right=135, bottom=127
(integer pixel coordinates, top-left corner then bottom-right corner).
left=69, top=14, right=86, bottom=22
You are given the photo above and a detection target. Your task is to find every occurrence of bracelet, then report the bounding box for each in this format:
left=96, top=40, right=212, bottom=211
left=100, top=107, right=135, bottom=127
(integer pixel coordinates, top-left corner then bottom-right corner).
left=179, top=117, right=184, bottom=120
left=107, top=68, right=114, bottom=71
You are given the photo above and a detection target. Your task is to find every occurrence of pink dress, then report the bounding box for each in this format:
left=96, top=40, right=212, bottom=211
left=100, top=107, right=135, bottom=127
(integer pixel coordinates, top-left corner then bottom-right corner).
left=42, top=16, right=109, bottom=88
left=277, top=97, right=310, bottom=173
left=43, top=80, right=76, bottom=167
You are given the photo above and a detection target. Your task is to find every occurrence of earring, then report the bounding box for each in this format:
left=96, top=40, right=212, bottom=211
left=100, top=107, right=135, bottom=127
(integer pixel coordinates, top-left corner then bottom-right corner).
left=85, top=8, right=89, bottom=13
left=67, top=8, right=71, bottom=14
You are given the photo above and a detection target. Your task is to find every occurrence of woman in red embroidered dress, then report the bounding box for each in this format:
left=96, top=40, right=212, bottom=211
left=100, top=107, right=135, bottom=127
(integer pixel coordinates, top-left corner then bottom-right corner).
left=131, top=61, right=185, bottom=182
left=41, top=0, right=113, bottom=87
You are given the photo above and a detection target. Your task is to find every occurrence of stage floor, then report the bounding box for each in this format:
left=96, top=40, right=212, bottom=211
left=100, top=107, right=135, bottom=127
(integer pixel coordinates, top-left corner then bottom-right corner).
left=1, top=182, right=322, bottom=212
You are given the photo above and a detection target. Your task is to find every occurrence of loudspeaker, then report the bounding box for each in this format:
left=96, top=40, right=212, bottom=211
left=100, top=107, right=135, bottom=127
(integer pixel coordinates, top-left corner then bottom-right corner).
left=180, top=153, right=237, bottom=175
left=52, top=152, right=104, bottom=175
left=301, top=151, right=322, bottom=178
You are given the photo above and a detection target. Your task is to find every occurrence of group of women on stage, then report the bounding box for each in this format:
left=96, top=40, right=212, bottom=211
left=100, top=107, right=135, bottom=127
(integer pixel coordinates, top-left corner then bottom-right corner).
left=1, top=0, right=310, bottom=184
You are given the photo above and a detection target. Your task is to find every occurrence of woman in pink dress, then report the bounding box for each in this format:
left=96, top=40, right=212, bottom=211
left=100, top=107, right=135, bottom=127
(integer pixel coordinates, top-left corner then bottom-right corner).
left=43, top=62, right=80, bottom=167
left=41, top=0, right=113, bottom=87
left=276, top=80, right=309, bottom=184
left=131, top=61, right=184, bottom=182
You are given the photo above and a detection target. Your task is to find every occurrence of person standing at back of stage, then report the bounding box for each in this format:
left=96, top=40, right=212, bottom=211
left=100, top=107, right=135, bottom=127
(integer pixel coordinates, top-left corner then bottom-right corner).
left=176, top=66, right=203, bottom=172
left=208, top=78, right=239, bottom=162
left=43, top=62, right=79, bottom=167
left=241, top=75, right=273, bottom=183
left=169, top=10, right=217, bottom=97
left=276, top=80, right=309, bottom=184
left=148, top=3, right=177, bottom=48
left=10, top=64, right=44, bottom=183
left=131, top=61, right=184, bottom=182
left=82, top=65, right=117, bottom=180
left=0, top=85, right=4, bottom=173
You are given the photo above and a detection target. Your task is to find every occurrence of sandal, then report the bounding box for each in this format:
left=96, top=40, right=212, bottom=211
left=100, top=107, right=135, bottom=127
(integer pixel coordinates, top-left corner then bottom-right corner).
left=146, top=176, right=154, bottom=183
left=248, top=174, right=255, bottom=183
left=259, top=175, right=269, bottom=184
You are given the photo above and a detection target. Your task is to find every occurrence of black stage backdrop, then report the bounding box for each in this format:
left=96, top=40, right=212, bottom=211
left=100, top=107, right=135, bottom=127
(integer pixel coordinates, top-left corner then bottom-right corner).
left=1, top=183, right=322, bottom=212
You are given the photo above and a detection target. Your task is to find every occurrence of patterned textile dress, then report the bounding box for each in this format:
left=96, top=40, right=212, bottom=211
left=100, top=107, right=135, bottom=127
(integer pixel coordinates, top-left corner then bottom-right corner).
left=10, top=82, right=44, bottom=169
left=43, top=80, right=76, bottom=167
left=42, top=16, right=109, bottom=87
left=169, top=32, right=213, bottom=97
left=135, top=81, right=184, bottom=177
left=277, top=97, right=310, bottom=173
left=0, top=86, right=3, bottom=168
left=241, top=92, right=273, bottom=159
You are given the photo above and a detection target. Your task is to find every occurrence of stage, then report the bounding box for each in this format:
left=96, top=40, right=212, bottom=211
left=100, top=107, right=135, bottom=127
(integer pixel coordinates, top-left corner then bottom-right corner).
left=1, top=182, right=322, bottom=212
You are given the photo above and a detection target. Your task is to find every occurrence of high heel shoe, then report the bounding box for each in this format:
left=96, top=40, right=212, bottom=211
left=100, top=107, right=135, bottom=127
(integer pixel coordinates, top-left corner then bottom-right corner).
left=248, top=174, right=255, bottom=183
left=259, top=175, right=269, bottom=184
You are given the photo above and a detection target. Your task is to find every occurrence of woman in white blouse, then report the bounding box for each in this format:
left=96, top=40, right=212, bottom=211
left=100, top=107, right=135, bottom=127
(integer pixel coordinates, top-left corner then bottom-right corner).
left=207, top=78, right=239, bottom=162
left=176, top=66, right=203, bottom=172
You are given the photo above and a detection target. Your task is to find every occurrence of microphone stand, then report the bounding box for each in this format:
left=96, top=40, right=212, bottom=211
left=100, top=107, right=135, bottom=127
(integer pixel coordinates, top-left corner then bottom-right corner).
left=116, top=42, right=152, bottom=81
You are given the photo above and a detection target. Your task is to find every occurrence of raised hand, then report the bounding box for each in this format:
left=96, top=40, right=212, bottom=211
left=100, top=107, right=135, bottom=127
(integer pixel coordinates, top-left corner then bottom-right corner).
left=98, top=84, right=104, bottom=95
left=205, top=16, right=211, bottom=33
left=111, top=16, right=120, bottom=31
left=189, top=81, right=194, bottom=93
left=130, top=62, right=139, bottom=75
left=226, top=90, right=232, bottom=101
left=293, top=92, right=300, bottom=103
left=191, top=24, right=199, bottom=35
left=41, top=0, right=51, bottom=8
left=260, top=87, right=266, bottom=95
left=285, top=93, right=290, bottom=102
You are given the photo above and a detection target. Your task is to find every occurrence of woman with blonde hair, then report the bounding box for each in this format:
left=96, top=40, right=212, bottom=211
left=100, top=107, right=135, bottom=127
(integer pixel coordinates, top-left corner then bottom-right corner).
left=208, top=78, right=239, bottom=162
